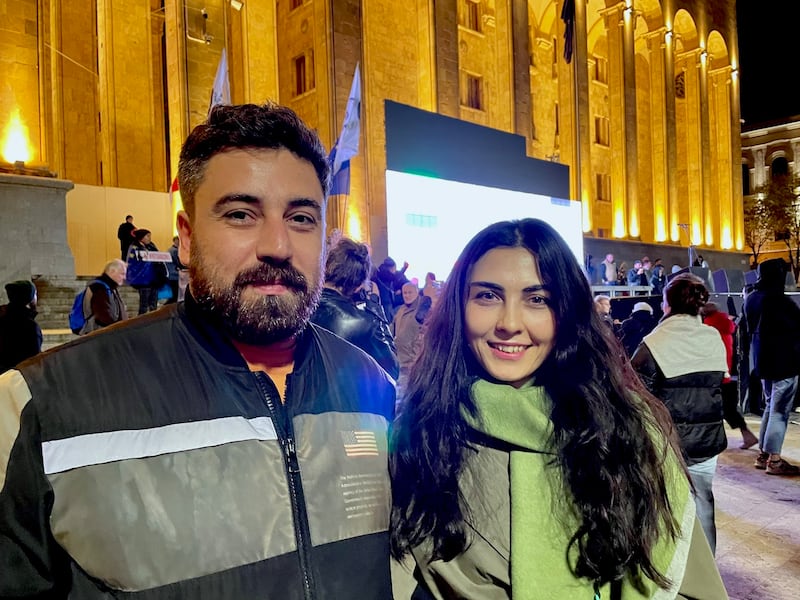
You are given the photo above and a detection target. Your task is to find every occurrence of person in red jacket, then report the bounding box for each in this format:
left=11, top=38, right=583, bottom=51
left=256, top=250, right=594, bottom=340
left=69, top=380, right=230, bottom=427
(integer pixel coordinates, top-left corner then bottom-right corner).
left=701, top=301, right=758, bottom=449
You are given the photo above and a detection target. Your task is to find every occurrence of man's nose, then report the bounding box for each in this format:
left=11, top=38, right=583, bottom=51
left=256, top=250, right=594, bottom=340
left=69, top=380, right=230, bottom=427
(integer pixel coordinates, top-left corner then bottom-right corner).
left=255, top=216, right=292, bottom=262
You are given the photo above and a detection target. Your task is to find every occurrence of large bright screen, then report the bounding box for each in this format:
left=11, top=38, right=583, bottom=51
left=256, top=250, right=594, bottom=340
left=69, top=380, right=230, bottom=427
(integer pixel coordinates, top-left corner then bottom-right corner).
left=385, top=170, right=584, bottom=283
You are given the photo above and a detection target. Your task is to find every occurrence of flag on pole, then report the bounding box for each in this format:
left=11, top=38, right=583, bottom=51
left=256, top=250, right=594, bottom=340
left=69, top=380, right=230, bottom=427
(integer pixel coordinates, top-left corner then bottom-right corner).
left=209, top=48, right=231, bottom=111
left=171, top=48, right=231, bottom=206
left=329, top=63, right=361, bottom=196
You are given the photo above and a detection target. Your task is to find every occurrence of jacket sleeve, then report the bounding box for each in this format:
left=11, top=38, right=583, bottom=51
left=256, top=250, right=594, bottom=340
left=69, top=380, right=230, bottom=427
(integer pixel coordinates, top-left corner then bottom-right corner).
left=369, top=318, right=400, bottom=380
left=0, top=371, right=71, bottom=597
left=630, top=343, right=660, bottom=395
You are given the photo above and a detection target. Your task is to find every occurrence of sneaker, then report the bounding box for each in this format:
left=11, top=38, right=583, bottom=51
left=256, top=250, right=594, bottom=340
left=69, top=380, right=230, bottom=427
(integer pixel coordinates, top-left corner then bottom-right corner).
left=766, top=458, right=800, bottom=476
left=754, top=452, right=768, bottom=470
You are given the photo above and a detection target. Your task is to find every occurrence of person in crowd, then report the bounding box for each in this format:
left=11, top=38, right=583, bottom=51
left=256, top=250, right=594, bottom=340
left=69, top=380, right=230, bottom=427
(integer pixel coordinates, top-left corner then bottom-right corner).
left=741, top=258, right=800, bottom=475
left=391, top=219, right=726, bottom=599
left=165, top=235, right=184, bottom=304
left=618, top=301, right=656, bottom=357
left=616, top=261, right=628, bottom=286
left=599, top=252, right=617, bottom=285
left=375, top=257, right=410, bottom=320
left=671, top=264, right=683, bottom=274
left=631, top=273, right=728, bottom=554
left=116, top=214, right=136, bottom=260
left=701, top=301, right=758, bottom=450
left=0, top=280, right=42, bottom=374
left=0, top=102, right=395, bottom=597
left=593, top=293, right=619, bottom=333
left=737, top=283, right=764, bottom=415
left=627, top=259, right=648, bottom=287
left=650, top=259, right=667, bottom=296
left=642, top=256, right=653, bottom=281
left=375, top=258, right=400, bottom=321
left=391, top=281, right=431, bottom=404
left=310, top=236, right=400, bottom=379
left=126, top=228, right=167, bottom=314
left=420, top=272, right=440, bottom=305
left=81, top=259, right=129, bottom=334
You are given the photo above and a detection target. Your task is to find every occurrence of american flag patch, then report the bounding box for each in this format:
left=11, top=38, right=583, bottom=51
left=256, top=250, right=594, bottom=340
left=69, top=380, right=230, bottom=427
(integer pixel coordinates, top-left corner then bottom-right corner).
left=341, top=430, right=379, bottom=457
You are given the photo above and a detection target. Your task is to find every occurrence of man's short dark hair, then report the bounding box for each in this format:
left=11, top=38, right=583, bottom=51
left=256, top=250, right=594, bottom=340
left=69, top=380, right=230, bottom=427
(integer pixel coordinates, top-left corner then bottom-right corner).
left=177, top=103, right=331, bottom=217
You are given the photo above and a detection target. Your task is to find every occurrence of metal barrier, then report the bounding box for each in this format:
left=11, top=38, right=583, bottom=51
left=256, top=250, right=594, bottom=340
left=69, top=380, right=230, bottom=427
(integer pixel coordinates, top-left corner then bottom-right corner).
left=590, top=285, right=652, bottom=297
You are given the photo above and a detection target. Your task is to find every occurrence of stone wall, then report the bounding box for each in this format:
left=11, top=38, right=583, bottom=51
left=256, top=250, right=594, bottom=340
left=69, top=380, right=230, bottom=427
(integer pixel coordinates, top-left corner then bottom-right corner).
left=0, top=173, right=75, bottom=285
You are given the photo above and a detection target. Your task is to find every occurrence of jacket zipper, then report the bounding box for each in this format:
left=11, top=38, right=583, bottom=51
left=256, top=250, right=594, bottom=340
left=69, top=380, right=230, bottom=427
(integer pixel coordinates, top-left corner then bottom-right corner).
left=255, top=372, right=316, bottom=600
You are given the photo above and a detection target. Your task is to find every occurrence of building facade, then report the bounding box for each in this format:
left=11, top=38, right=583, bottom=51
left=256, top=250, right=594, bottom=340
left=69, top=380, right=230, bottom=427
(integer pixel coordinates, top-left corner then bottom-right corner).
left=0, top=0, right=743, bottom=274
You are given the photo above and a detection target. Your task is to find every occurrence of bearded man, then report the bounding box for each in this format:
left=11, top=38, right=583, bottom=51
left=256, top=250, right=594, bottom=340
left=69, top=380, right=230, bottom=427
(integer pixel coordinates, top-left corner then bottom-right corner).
left=0, top=103, right=395, bottom=598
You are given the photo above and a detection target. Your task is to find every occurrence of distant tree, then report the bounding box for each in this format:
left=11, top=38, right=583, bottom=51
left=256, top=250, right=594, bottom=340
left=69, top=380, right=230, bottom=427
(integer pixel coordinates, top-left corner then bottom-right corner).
left=760, top=172, right=800, bottom=280
left=743, top=194, right=770, bottom=267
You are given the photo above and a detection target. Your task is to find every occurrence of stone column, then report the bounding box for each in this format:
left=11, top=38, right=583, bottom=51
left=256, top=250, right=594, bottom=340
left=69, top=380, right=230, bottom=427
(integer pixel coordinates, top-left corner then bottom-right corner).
left=754, top=146, right=765, bottom=189
left=572, top=0, right=593, bottom=233
left=792, top=141, right=800, bottom=179
left=621, top=5, right=639, bottom=238
left=663, top=29, right=679, bottom=242
left=603, top=5, right=627, bottom=237
left=646, top=28, right=668, bottom=242
left=0, top=174, right=75, bottom=284
left=698, top=50, right=712, bottom=246
left=433, top=0, right=459, bottom=118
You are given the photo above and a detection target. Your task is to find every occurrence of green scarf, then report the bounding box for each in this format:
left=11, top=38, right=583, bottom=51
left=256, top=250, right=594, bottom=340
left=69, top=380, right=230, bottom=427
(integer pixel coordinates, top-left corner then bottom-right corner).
left=466, top=379, right=694, bottom=600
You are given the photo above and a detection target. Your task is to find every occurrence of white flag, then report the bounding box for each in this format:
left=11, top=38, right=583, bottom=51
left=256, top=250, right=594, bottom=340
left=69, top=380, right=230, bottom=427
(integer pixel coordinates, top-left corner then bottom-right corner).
left=331, top=63, right=361, bottom=177
left=209, top=48, right=231, bottom=112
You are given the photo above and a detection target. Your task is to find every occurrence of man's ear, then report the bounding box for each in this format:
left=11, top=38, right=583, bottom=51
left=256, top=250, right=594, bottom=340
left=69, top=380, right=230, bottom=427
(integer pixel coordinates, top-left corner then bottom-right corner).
left=176, top=211, right=192, bottom=266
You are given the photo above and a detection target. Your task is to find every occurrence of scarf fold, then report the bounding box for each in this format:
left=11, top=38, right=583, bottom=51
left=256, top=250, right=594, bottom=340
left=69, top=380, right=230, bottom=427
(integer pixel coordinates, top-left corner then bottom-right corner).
left=466, top=379, right=693, bottom=600
left=643, top=314, right=728, bottom=380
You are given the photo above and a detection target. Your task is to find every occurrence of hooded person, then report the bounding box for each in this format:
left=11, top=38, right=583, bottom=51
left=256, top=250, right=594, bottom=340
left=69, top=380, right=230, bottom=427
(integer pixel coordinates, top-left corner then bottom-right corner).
left=0, top=280, right=42, bottom=373
left=742, top=258, right=800, bottom=475
left=618, top=301, right=656, bottom=357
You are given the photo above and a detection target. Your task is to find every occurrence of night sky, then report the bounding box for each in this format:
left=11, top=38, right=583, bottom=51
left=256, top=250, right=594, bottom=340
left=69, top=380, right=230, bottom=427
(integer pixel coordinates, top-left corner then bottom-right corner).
left=737, top=2, right=800, bottom=128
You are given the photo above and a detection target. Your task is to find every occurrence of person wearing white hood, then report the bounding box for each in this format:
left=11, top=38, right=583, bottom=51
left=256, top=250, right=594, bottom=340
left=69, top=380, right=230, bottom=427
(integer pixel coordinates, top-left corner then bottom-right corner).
left=631, top=273, right=728, bottom=555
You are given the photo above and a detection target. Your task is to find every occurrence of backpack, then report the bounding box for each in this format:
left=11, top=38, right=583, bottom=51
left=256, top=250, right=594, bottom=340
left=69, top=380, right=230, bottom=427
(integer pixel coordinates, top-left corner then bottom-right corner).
left=69, top=279, right=110, bottom=335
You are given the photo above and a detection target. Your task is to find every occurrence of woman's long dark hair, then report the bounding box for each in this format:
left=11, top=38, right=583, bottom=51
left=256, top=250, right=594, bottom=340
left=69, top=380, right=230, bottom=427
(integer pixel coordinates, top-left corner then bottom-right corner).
left=390, top=219, right=683, bottom=589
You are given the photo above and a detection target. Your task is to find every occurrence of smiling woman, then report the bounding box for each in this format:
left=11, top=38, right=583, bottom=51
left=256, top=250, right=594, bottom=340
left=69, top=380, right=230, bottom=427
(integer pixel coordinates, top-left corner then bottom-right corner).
left=390, top=218, right=729, bottom=600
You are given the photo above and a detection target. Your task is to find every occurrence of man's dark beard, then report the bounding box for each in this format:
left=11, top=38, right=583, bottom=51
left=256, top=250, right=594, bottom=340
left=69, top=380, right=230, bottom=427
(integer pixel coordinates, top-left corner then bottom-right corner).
left=191, top=253, right=322, bottom=345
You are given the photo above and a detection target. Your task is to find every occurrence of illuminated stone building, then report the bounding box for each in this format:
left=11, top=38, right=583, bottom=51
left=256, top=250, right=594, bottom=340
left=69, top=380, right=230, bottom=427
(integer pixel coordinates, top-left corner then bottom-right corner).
left=0, top=0, right=744, bottom=276
left=740, top=116, right=800, bottom=264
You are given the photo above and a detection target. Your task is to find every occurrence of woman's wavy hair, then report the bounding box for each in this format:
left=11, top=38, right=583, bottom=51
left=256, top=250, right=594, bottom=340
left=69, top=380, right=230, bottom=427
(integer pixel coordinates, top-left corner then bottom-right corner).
left=390, top=218, right=682, bottom=589
left=663, top=272, right=708, bottom=316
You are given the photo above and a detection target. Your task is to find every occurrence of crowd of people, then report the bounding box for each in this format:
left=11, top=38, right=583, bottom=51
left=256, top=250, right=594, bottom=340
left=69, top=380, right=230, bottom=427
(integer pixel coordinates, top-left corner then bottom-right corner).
left=0, top=101, right=795, bottom=599
left=589, top=252, right=670, bottom=294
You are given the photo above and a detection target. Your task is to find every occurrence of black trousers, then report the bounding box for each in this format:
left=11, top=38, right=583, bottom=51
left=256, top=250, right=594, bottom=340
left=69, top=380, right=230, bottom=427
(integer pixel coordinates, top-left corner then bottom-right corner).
left=137, top=287, right=158, bottom=315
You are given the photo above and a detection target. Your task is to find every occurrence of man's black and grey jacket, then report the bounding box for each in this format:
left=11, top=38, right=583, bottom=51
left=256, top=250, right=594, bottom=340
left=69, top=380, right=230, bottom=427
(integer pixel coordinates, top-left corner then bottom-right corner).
left=0, top=293, right=395, bottom=599
left=631, top=314, right=728, bottom=465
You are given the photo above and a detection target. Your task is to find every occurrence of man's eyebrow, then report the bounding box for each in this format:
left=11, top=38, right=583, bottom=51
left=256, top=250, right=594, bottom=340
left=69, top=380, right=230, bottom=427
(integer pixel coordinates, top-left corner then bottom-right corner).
left=211, top=193, right=260, bottom=212
left=288, top=198, right=323, bottom=213
left=211, top=195, right=322, bottom=214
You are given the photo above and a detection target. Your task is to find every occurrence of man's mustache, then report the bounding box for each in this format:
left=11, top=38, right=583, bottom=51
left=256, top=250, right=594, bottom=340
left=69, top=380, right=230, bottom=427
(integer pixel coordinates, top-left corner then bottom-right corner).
left=233, top=261, right=309, bottom=293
